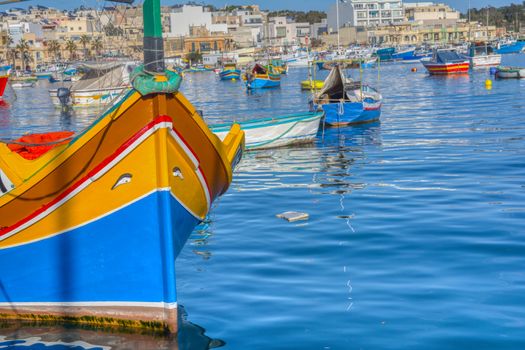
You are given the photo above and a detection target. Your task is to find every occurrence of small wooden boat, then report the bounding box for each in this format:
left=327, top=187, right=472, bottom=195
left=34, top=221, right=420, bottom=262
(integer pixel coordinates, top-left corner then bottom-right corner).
left=219, top=63, right=241, bottom=80
left=313, top=65, right=382, bottom=127
left=495, top=66, right=525, bottom=79
left=269, top=59, right=288, bottom=75
left=464, top=42, right=501, bottom=67
left=211, top=111, right=323, bottom=150
left=421, top=49, right=470, bottom=75
left=49, top=62, right=134, bottom=108
left=243, top=64, right=281, bottom=89
left=10, top=76, right=37, bottom=88
left=301, top=79, right=324, bottom=90
left=0, top=0, right=244, bottom=334
left=34, top=71, right=53, bottom=79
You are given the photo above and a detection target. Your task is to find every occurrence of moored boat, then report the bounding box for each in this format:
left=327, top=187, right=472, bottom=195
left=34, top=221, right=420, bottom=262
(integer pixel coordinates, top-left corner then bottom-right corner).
left=0, top=0, right=245, bottom=334
left=49, top=62, right=134, bottom=108
left=301, top=79, right=324, bottom=90
left=10, top=75, right=37, bottom=88
left=495, top=66, right=525, bottom=79
left=313, top=65, right=382, bottom=127
left=464, top=42, right=501, bottom=67
left=219, top=63, right=241, bottom=80
left=421, top=49, right=470, bottom=75
left=211, top=111, right=324, bottom=150
left=243, top=64, right=281, bottom=89
left=269, top=59, right=288, bottom=75
left=495, top=38, right=525, bottom=54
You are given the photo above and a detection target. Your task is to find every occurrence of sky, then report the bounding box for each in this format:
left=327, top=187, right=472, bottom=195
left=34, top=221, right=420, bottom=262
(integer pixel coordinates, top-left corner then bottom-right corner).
left=1, top=0, right=521, bottom=13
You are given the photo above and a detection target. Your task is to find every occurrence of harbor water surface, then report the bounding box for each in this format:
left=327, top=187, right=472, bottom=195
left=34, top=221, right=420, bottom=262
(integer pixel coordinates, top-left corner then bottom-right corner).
left=1, top=55, right=525, bottom=349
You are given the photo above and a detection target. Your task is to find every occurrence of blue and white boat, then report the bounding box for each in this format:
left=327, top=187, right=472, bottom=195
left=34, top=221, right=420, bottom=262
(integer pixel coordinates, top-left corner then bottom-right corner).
left=495, top=38, right=525, bottom=54
left=313, top=65, right=382, bottom=127
left=211, top=111, right=324, bottom=150
left=243, top=64, right=281, bottom=89
left=219, top=63, right=241, bottom=80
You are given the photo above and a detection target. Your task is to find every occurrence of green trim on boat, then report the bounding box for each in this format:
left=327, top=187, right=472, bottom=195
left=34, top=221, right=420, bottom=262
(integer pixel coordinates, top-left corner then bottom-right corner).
left=131, top=66, right=182, bottom=96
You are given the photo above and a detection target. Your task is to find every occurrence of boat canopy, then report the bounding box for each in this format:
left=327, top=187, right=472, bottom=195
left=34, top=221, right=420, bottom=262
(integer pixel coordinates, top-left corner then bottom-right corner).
left=252, top=63, right=267, bottom=74
left=73, top=62, right=135, bottom=91
left=436, top=50, right=466, bottom=63
left=317, top=65, right=347, bottom=100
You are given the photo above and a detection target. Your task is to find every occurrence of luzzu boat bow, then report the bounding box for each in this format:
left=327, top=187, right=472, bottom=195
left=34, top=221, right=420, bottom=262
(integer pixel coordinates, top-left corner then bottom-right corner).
left=0, top=0, right=244, bottom=334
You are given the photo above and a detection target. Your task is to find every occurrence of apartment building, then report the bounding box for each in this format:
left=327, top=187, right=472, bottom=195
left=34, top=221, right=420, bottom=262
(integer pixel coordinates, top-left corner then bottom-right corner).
left=327, top=0, right=404, bottom=31
left=404, top=2, right=460, bottom=25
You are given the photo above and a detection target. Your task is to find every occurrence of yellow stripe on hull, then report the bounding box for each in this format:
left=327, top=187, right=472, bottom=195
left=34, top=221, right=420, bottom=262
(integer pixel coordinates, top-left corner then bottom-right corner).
left=0, top=123, right=209, bottom=249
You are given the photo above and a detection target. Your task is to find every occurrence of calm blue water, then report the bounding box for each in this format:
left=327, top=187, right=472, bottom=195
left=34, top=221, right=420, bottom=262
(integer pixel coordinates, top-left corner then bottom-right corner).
left=1, top=55, right=525, bottom=349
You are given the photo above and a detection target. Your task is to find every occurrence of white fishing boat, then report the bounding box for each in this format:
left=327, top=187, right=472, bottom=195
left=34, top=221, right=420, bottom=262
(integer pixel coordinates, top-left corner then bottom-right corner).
left=211, top=111, right=324, bottom=150
left=49, top=61, right=135, bottom=108
left=464, top=42, right=501, bottom=67
left=495, top=66, right=525, bottom=79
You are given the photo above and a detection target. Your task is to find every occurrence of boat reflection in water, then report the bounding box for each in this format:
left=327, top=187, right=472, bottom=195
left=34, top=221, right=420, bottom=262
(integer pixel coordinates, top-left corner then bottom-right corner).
left=315, top=122, right=382, bottom=195
left=0, top=306, right=224, bottom=350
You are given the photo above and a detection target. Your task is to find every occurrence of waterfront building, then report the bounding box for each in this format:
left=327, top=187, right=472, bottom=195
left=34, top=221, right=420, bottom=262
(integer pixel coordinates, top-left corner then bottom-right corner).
left=168, top=5, right=227, bottom=37
left=327, top=0, right=405, bottom=31
left=404, top=2, right=460, bottom=25
left=183, top=26, right=234, bottom=53
left=266, top=16, right=312, bottom=47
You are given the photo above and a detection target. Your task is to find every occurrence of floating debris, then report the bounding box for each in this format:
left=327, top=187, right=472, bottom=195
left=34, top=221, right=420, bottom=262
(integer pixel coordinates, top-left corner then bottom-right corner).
left=276, top=211, right=309, bottom=222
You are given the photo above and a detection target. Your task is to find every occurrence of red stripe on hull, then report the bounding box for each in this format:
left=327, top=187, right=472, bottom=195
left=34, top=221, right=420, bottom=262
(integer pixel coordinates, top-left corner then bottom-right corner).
left=0, top=115, right=173, bottom=238
left=423, top=62, right=470, bottom=75
left=0, top=76, right=8, bottom=97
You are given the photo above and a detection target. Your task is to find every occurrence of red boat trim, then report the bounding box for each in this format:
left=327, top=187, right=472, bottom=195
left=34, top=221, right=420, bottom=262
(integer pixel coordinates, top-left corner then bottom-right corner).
left=0, top=115, right=209, bottom=239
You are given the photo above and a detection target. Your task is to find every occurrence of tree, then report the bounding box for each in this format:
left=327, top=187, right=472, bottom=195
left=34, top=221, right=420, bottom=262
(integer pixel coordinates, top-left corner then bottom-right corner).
left=185, top=51, right=202, bottom=64
left=65, top=39, right=77, bottom=61
left=91, top=37, right=103, bottom=56
left=46, top=40, right=61, bottom=61
left=79, top=35, right=91, bottom=59
left=15, top=39, right=30, bottom=71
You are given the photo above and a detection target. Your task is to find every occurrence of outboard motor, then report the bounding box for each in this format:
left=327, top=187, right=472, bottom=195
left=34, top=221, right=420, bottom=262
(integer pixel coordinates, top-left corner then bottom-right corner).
left=57, top=87, right=71, bottom=109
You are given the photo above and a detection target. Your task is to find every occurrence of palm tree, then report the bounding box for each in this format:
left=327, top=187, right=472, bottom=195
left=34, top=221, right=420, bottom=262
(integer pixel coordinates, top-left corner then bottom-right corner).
left=65, top=39, right=77, bottom=61
left=91, top=37, right=103, bottom=57
left=15, top=39, right=30, bottom=71
left=46, top=40, right=61, bottom=62
left=79, top=34, right=91, bottom=59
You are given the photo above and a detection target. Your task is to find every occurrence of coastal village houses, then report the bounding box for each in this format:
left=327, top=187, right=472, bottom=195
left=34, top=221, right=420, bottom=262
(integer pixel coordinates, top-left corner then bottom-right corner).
left=0, top=1, right=514, bottom=69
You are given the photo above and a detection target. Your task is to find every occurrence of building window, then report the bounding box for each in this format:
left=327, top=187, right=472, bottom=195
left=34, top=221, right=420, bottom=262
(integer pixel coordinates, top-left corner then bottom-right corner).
left=357, top=11, right=367, bottom=19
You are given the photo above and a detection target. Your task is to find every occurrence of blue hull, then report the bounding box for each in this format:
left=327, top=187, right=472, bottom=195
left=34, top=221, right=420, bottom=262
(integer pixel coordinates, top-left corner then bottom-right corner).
left=219, top=69, right=241, bottom=80
left=496, top=41, right=525, bottom=54
left=316, top=61, right=326, bottom=70
left=0, top=190, right=198, bottom=305
left=35, top=73, right=52, bottom=79
left=392, top=49, right=415, bottom=60
left=321, top=102, right=381, bottom=126
left=246, top=77, right=280, bottom=89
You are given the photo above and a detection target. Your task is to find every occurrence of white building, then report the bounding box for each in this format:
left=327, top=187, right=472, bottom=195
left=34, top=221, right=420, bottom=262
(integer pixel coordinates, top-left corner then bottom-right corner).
left=404, top=2, right=460, bottom=25
left=327, top=0, right=404, bottom=31
left=266, top=17, right=312, bottom=47
left=168, top=5, right=227, bottom=37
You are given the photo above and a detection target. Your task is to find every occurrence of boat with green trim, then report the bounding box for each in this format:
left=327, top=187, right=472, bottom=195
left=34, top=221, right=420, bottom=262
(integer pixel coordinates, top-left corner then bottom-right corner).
left=211, top=111, right=323, bottom=150
left=219, top=63, right=241, bottom=80
left=495, top=66, right=525, bottom=79
left=0, top=0, right=244, bottom=334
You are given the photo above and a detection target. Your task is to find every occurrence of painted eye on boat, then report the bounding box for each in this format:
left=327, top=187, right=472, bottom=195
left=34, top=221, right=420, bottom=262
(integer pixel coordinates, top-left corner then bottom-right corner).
left=112, top=173, right=132, bottom=190
left=173, top=167, right=184, bottom=180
